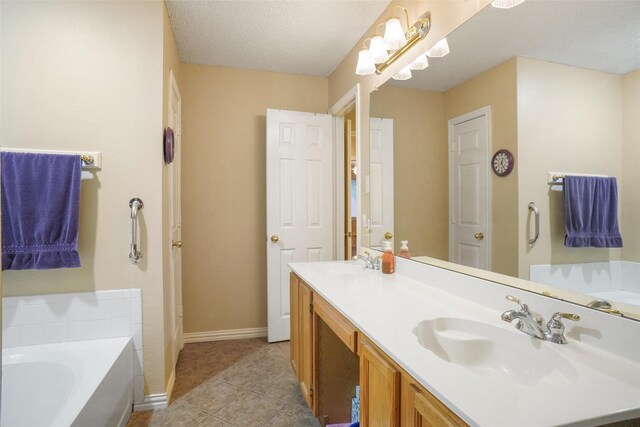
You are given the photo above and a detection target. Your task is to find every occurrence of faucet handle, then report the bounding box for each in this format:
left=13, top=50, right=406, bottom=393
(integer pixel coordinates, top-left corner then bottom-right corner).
left=546, top=312, right=580, bottom=344
left=505, top=295, right=530, bottom=314
left=550, top=312, right=580, bottom=323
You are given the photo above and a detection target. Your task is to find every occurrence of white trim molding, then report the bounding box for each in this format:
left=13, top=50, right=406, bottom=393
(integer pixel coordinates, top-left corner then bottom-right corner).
left=133, top=393, right=169, bottom=412
left=133, top=369, right=176, bottom=412
left=183, top=327, right=268, bottom=344
left=165, top=369, right=176, bottom=404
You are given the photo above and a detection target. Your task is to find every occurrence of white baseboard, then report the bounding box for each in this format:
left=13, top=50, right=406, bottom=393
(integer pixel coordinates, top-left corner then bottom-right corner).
left=133, top=393, right=169, bottom=412
left=183, top=327, right=268, bottom=343
left=132, top=370, right=174, bottom=413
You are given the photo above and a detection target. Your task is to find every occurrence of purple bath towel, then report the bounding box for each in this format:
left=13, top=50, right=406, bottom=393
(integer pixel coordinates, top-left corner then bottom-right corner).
left=1, top=152, right=82, bottom=270
left=563, top=176, right=623, bottom=248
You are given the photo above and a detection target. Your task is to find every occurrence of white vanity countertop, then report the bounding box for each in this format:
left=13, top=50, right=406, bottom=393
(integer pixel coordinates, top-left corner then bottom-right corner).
left=289, top=260, right=640, bottom=427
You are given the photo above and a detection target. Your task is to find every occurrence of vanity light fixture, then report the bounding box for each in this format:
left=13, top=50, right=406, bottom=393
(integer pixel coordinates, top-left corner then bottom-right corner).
left=410, top=53, right=429, bottom=70
left=393, top=64, right=412, bottom=80
left=354, top=7, right=432, bottom=76
left=369, top=35, right=389, bottom=64
left=426, top=38, right=450, bottom=58
left=491, top=0, right=526, bottom=9
left=355, top=47, right=376, bottom=75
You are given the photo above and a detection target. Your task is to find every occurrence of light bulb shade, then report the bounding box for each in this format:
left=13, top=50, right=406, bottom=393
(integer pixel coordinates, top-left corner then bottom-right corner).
left=369, top=36, right=389, bottom=64
left=355, top=49, right=376, bottom=76
left=383, top=18, right=406, bottom=51
left=392, top=65, right=412, bottom=81
left=491, top=0, right=525, bottom=8
left=410, top=53, right=429, bottom=71
left=426, top=38, right=450, bottom=58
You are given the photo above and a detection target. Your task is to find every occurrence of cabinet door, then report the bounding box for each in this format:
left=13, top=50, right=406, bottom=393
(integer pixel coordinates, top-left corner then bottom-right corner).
left=360, top=341, right=400, bottom=427
left=299, top=280, right=314, bottom=409
left=402, top=378, right=466, bottom=427
left=289, top=273, right=299, bottom=378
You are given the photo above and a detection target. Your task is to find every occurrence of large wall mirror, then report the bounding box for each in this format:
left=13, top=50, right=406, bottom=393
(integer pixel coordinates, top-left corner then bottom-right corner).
left=365, top=1, right=640, bottom=319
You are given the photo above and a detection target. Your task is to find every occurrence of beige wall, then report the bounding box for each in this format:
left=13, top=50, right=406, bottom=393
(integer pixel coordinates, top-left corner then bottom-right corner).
left=162, top=2, right=181, bottom=391
left=370, top=86, right=447, bottom=258
left=1, top=0, right=167, bottom=394
left=517, top=57, right=623, bottom=277
left=444, top=58, right=519, bottom=277
left=621, top=70, right=640, bottom=262
left=180, top=64, right=328, bottom=334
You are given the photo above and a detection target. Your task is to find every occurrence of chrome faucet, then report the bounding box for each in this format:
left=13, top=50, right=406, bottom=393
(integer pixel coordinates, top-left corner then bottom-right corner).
left=356, top=252, right=380, bottom=270
left=501, top=295, right=580, bottom=344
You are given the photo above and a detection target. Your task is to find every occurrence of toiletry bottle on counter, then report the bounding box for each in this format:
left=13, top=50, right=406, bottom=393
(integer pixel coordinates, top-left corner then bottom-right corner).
left=381, top=240, right=395, bottom=274
left=399, top=240, right=411, bottom=259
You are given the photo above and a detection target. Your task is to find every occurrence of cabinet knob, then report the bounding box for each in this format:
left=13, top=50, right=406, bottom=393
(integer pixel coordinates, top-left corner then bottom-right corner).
left=474, top=232, right=484, bottom=241
left=270, top=235, right=279, bottom=243
left=172, top=240, right=182, bottom=248
left=384, top=232, right=393, bottom=240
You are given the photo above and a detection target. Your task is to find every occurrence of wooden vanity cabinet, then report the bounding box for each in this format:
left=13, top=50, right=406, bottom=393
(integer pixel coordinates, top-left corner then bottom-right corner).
left=290, top=273, right=314, bottom=410
left=289, top=272, right=467, bottom=427
left=401, top=373, right=466, bottom=427
left=360, top=337, right=401, bottom=427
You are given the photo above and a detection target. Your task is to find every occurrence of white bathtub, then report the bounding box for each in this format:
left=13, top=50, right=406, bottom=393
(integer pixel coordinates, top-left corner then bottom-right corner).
left=1, top=337, right=133, bottom=427
left=530, top=261, right=640, bottom=308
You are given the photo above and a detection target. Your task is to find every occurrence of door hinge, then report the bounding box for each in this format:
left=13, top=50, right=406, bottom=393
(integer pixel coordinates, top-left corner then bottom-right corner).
left=310, top=386, right=314, bottom=398
left=309, top=302, right=313, bottom=312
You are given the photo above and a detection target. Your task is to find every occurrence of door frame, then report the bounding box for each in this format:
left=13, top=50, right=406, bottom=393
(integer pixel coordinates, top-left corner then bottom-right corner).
left=447, top=105, right=492, bottom=269
left=329, top=84, right=361, bottom=260
left=167, top=69, right=184, bottom=365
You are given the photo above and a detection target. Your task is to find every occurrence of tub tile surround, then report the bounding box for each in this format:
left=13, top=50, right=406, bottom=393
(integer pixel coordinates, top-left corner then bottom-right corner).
left=290, top=256, right=640, bottom=426
left=2, top=288, right=144, bottom=404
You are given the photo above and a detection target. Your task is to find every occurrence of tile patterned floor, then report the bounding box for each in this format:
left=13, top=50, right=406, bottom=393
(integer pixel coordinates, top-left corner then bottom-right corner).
left=126, top=338, right=320, bottom=427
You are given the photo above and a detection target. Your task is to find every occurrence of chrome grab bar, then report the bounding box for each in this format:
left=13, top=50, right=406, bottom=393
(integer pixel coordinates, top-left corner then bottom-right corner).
left=129, top=198, right=144, bottom=264
left=528, top=202, right=540, bottom=247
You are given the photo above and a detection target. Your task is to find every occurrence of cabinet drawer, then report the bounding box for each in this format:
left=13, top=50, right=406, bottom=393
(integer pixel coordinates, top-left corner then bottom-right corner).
left=313, top=294, right=358, bottom=353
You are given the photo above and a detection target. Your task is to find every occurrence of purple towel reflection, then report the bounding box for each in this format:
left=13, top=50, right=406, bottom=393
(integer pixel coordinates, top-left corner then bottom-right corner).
left=563, top=176, right=623, bottom=248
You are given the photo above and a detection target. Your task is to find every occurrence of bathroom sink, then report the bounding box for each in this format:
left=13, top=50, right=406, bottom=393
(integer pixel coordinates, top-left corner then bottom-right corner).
left=415, top=318, right=578, bottom=386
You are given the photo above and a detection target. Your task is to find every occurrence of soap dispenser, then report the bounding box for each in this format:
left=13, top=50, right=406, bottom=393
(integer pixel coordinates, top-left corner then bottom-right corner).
left=381, top=240, right=395, bottom=274
left=399, top=240, right=411, bottom=259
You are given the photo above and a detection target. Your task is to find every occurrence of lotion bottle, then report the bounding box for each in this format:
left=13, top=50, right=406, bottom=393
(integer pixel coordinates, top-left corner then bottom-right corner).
left=399, top=240, right=411, bottom=259
left=381, top=240, right=395, bottom=274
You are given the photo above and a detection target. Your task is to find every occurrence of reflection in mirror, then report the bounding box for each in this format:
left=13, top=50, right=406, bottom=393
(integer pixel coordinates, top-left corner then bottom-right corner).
left=367, top=1, right=640, bottom=319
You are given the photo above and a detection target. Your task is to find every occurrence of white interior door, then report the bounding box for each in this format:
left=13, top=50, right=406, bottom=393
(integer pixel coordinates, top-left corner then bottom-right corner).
left=168, top=70, right=183, bottom=367
left=266, top=109, right=334, bottom=342
left=369, top=118, right=394, bottom=250
left=449, top=107, right=491, bottom=270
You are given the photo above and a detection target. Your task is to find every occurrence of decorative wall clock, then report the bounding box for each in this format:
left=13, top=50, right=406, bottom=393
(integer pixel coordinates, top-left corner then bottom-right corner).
left=491, top=149, right=514, bottom=177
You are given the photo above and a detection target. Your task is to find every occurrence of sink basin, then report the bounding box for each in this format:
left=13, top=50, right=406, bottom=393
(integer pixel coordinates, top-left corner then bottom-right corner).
left=415, top=318, right=578, bottom=386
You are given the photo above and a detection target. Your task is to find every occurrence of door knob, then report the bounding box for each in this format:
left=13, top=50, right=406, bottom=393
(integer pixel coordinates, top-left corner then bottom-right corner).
left=474, top=232, right=484, bottom=241
left=384, top=232, right=393, bottom=240
left=172, top=240, right=182, bottom=248
left=270, top=235, right=279, bottom=243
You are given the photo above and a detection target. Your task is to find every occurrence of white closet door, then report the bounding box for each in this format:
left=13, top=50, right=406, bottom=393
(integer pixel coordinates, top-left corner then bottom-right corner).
left=266, top=109, right=334, bottom=342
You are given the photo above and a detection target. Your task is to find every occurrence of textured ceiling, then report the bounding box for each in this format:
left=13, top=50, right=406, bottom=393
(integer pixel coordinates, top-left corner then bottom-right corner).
left=166, top=0, right=391, bottom=77
left=390, top=1, right=640, bottom=92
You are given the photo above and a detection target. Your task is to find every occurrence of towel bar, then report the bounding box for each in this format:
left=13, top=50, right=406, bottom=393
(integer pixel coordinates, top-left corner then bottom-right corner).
left=0, top=148, right=102, bottom=169
left=129, top=198, right=143, bottom=264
